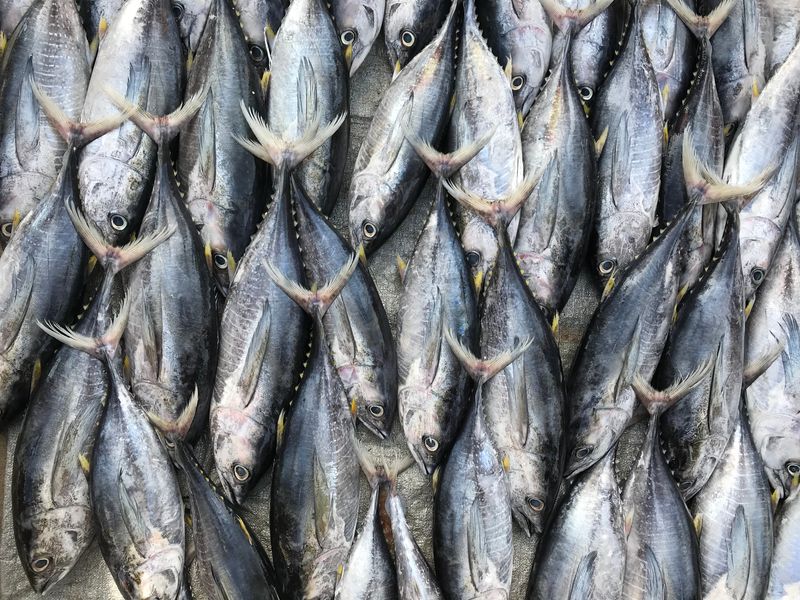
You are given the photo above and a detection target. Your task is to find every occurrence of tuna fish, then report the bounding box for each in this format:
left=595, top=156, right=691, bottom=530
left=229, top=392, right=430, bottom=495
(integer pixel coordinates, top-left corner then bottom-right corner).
left=384, top=0, right=449, bottom=72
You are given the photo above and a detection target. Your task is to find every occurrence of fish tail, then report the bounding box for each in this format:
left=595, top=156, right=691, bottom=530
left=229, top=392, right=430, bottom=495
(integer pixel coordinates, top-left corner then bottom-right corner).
left=37, top=292, right=130, bottom=362
left=353, top=440, right=414, bottom=490
left=235, top=101, right=347, bottom=173
left=444, top=328, right=532, bottom=384
left=630, top=359, right=713, bottom=415
left=404, top=125, right=495, bottom=179
left=663, top=0, right=735, bottom=39
left=104, top=85, right=208, bottom=145
left=265, top=252, right=359, bottom=318
left=743, top=332, right=786, bottom=388
left=539, top=0, right=617, bottom=34
left=30, top=76, right=132, bottom=148
left=145, top=385, right=198, bottom=441
left=443, top=172, right=541, bottom=230
left=65, top=199, right=175, bottom=275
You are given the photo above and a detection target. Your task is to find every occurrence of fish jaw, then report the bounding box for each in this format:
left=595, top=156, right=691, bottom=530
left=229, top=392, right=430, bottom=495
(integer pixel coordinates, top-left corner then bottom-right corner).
left=118, top=546, right=184, bottom=600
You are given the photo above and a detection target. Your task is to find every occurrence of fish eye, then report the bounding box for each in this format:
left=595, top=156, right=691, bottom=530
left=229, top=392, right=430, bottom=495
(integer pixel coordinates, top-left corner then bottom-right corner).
left=249, top=44, right=266, bottom=63
left=164, top=438, right=175, bottom=449
left=109, top=214, right=128, bottom=231
left=423, top=436, right=439, bottom=452
left=400, top=30, right=416, bottom=48
left=750, top=267, right=766, bottom=285
left=511, top=75, right=525, bottom=91
left=340, top=29, right=357, bottom=46
left=368, top=404, right=384, bottom=417
left=362, top=221, right=378, bottom=240
left=787, top=462, right=800, bottom=476
left=171, top=2, right=184, bottom=20
left=1, top=222, right=12, bottom=238
left=233, top=464, right=251, bottom=482
left=579, top=86, right=594, bottom=101
left=465, top=251, right=480, bottom=267
left=678, top=480, right=693, bottom=491
left=31, top=557, right=51, bottom=573
left=574, top=446, right=593, bottom=459
left=213, top=253, right=228, bottom=270
left=526, top=497, right=544, bottom=512
left=598, top=259, right=616, bottom=276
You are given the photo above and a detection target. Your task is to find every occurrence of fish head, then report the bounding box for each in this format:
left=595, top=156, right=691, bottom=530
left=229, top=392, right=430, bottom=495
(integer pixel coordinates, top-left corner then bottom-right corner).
left=565, top=406, right=628, bottom=479
left=332, top=0, right=384, bottom=75
left=16, top=506, right=94, bottom=593
left=172, top=0, right=212, bottom=54
left=762, top=433, right=800, bottom=500
left=400, top=401, right=447, bottom=475
left=507, top=463, right=549, bottom=538
left=340, top=364, right=395, bottom=439
left=592, top=211, right=654, bottom=284
left=384, top=0, right=422, bottom=71
left=79, top=163, right=146, bottom=246
left=210, top=406, right=272, bottom=504
left=460, top=218, right=499, bottom=292
left=118, top=546, right=183, bottom=600
left=508, top=28, right=549, bottom=118
left=739, top=229, right=776, bottom=301
left=515, top=252, right=559, bottom=314
left=348, top=175, right=393, bottom=254
left=194, top=200, right=237, bottom=294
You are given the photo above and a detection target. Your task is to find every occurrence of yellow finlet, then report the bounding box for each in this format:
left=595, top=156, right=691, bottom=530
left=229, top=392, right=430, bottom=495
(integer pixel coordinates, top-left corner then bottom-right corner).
left=357, top=244, right=367, bottom=267
left=660, top=84, right=670, bottom=112
left=431, top=466, right=441, bottom=494
left=771, top=489, right=780, bottom=508
left=276, top=409, right=286, bottom=449
left=265, top=23, right=276, bottom=45
left=260, top=70, right=271, bottom=95
left=672, top=302, right=679, bottom=325
left=186, top=51, right=194, bottom=72
left=227, top=250, right=236, bottom=276
left=582, top=100, right=590, bottom=117
left=204, top=243, right=213, bottom=271
left=504, top=58, right=513, bottom=83
left=87, top=255, right=98, bottom=275
left=98, top=16, right=109, bottom=38
left=517, top=111, right=524, bottom=129
left=123, top=355, right=131, bottom=379
left=11, top=209, right=21, bottom=233
left=449, top=92, right=457, bottom=114
left=744, top=297, right=755, bottom=319
left=236, top=515, right=254, bottom=545
left=793, top=473, right=800, bottom=489
left=752, top=80, right=760, bottom=98
left=502, top=454, right=510, bottom=472
left=594, top=127, right=609, bottom=156
left=30, top=358, right=42, bottom=395
left=393, top=60, right=402, bottom=79
left=473, top=270, right=484, bottom=294
left=723, top=123, right=733, bottom=138
left=89, top=37, right=99, bottom=59
left=78, top=453, right=91, bottom=475
left=693, top=513, right=703, bottom=536
left=677, top=283, right=689, bottom=303
left=601, top=273, right=616, bottom=302
left=344, top=44, right=353, bottom=69
left=350, top=397, right=358, bottom=417
left=0, top=32, right=7, bottom=58
left=551, top=313, right=560, bottom=336
left=623, top=510, right=634, bottom=537
left=663, top=123, right=669, bottom=145
left=337, top=563, right=344, bottom=579
left=396, top=256, right=408, bottom=282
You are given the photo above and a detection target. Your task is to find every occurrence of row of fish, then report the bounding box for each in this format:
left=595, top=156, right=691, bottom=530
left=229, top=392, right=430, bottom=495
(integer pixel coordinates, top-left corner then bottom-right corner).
left=0, top=0, right=799, bottom=598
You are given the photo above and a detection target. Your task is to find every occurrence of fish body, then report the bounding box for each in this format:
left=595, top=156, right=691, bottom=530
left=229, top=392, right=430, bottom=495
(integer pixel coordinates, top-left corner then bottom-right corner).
left=78, top=0, right=184, bottom=244
left=590, top=4, right=663, bottom=279
left=268, top=0, right=349, bottom=215
left=397, top=184, right=477, bottom=475
left=292, top=177, right=397, bottom=439
left=0, top=0, right=36, bottom=38
left=384, top=0, right=450, bottom=71
left=745, top=210, right=800, bottom=498
left=211, top=171, right=309, bottom=504
left=690, top=409, right=773, bottom=600
left=347, top=0, right=457, bottom=253
left=0, top=0, right=89, bottom=241
left=12, top=293, right=110, bottom=593
left=79, top=0, right=125, bottom=49
left=477, top=0, right=553, bottom=118
left=330, top=0, right=386, bottom=75
left=124, top=146, right=218, bottom=441
left=526, top=450, right=625, bottom=600
left=515, top=36, right=597, bottom=314
left=178, top=0, right=266, bottom=293
left=766, top=0, right=800, bottom=77
left=0, top=148, right=86, bottom=424
left=237, top=0, right=288, bottom=67
left=767, top=486, right=800, bottom=599
left=450, top=0, right=523, bottom=283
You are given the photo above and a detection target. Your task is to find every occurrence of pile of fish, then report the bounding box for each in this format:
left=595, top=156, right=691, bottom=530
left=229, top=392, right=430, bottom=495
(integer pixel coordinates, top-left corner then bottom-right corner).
left=0, top=0, right=799, bottom=597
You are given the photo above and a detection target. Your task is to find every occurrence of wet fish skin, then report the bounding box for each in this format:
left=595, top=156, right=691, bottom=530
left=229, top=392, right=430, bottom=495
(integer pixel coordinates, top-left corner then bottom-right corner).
left=450, top=0, right=523, bottom=285
left=211, top=170, right=309, bottom=505
left=171, top=441, right=281, bottom=600
left=178, top=0, right=267, bottom=294
left=660, top=36, right=725, bottom=292
left=293, top=177, right=397, bottom=440
left=171, top=0, right=212, bottom=53
left=745, top=210, right=800, bottom=499
left=384, top=0, right=450, bottom=71
left=477, top=0, right=553, bottom=118
left=268, top=0, right=349, bottom=215
left=0, top=0, right=36, bottom=38
left=659, top=210, right=744, bottom=500
left=590, top=3, right=663, bottom=280
left=12, top=292, right=110, bottom=594
left=690, top=408, right=773, bottom=600
left=515, top=36, right=597, bottom=315
left=767, top=485, right=800, bottom=599
left=766, top=0, right=800, bottom=77
left=78, top=0, right=184, bottom=245
left=526, top=450, right=625, bottom=600
left=397, top=184, right=477, bottom=476
left=0, top=0, right=90, bottom=240
left=0, top=148, right=87, bottom=424
left=78, top=0, right=125, bottom=49
left=237, top=0, right=288, bottom=67
left=348, top=0, right=457, bottom=254
left=331, top=0, right=386, bottom=75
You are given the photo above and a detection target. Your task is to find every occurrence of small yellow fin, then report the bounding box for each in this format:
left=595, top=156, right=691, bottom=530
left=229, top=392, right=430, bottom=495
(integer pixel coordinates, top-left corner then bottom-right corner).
left=79, top=453, right=91, bottom=475
left=30, top=358, right=42, bottom=395
left=502, top=454, right=510, bottom=472
left=594, top=127, right=609, bottom=156
left=236, top=515, right=254, bottom=546
left=551, top=313, right=560, bottom=336
left=752, top=80, right=760, bottom=98
left=694, top=513, right=703, bottom=536
left=396, top=256, right=408, bottom=282
left=745, top=297, right=755, bottom=319
left=358, top=244, right=367, bottom=266
left=261, top=70, right=271, bottom=95
left=601, top=273, right=616, bottom=302
left=473, top=270, right=484, bottom=294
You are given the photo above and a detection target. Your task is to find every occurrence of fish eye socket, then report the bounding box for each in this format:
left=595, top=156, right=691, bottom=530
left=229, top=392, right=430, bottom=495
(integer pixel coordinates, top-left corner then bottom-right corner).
left=249, top=44, right=265, bottom=63
left=164, top=438, right=175, bottom=449
left=465, top=251, right=481, bottom=267
left=233, top=464, right=250, bottom=482
left=787, top=463, right=800, bottom=476
left=511, top=75, right=525, bottom=91
left=213, top=253, right=228, bottom=270
left=31, top=557, right=51, bottom=573
left=362, top=221, right=378, bottom=240
left=598, top=259, right=616, bottom=276
left=750, top=267, right=765, bottom=285
left=171, top=2, right=184, bottom=20
left=423, top=436, right=439, bottom=452
left=340, top=29, right=357, bottom=46
left=526, top=497, right=544, bottom=512
left=575, top=446, right=593, bottom=459
left=109, top=214, right=128, bottom=232
left=368, top=404, right=384, bottom=417
left=678, top=480, right=692, bottom=491
left=579, top=86, right=594, bottom=101
left=1, top=222, right=12, bottom=238
left=400, top=30, right=416, bottom=48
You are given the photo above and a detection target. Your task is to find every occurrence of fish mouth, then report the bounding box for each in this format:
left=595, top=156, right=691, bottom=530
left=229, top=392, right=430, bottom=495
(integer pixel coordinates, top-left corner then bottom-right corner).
left=359, top=417, right=389, bottom=440
left=512, top=508, right=540, bottom=539
left=407, top=443, right=435, bottom=476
